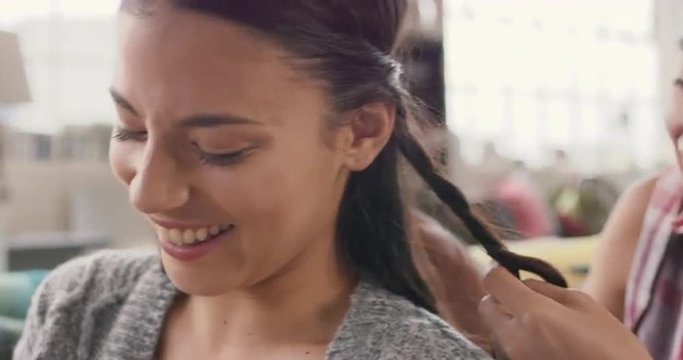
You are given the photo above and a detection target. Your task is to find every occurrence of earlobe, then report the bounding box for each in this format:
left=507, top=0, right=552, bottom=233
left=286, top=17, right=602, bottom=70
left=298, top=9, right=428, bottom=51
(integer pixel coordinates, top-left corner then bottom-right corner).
left=342, top=102, right=396, bottom=171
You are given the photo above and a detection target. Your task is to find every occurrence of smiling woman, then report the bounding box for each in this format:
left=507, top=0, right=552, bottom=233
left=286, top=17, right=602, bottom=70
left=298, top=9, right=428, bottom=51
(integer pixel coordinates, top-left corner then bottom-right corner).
left=13, top=1, right=563, bottom=359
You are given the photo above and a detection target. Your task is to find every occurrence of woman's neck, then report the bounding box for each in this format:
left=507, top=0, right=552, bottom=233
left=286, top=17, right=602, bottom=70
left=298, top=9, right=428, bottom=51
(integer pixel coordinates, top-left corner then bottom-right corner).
left=169, top=237, right=356, bottom=353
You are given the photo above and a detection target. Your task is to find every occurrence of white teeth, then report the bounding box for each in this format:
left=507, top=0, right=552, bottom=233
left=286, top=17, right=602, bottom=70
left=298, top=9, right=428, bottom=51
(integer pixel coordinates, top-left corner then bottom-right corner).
left=168, top=229, right=183, bottom=245
left=183, top=229, right=196, bottom=244
left=160, top=224, right=230, bottom=246
left=195, top=227, right=208, bottom=242
left=159, top=227, right=170, bottom=242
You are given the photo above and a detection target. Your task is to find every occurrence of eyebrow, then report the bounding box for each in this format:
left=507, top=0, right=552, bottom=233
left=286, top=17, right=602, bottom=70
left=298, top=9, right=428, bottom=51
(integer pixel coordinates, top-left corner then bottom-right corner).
left=109, top=87, right=261, bottom=127
left=109, top=87, right=139, bottom=116
left=179, top=114, right=261, bottom=128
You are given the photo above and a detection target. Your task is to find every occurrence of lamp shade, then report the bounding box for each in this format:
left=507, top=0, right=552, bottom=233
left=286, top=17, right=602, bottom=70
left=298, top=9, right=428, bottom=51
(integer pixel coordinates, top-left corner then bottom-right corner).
left=0, top=30, right=31, bottom=105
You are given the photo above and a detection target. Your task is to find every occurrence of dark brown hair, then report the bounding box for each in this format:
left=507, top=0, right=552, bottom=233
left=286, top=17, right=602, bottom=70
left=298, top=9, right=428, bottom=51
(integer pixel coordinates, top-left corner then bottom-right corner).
left=120, top=0, right=566, bottom=312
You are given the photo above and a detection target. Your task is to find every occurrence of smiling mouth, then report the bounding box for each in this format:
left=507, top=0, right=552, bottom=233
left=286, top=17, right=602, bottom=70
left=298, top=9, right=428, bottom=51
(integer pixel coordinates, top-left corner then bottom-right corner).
left=157, top=224, right=234, bottom=246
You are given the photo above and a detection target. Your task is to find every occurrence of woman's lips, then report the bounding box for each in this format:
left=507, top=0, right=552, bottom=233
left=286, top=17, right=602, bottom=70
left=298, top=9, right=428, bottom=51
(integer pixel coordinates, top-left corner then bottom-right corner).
left=158, top=225, right=234, bottom=262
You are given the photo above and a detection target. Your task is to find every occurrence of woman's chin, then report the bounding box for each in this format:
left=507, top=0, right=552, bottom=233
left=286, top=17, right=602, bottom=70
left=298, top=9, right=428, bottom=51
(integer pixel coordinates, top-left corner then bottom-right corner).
left=160, top=253, right=247, bottom=296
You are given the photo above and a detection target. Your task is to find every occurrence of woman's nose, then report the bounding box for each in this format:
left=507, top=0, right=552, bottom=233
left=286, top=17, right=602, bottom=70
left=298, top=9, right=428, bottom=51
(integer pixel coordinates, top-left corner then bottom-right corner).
left=128, top=145, right=190, bottom=214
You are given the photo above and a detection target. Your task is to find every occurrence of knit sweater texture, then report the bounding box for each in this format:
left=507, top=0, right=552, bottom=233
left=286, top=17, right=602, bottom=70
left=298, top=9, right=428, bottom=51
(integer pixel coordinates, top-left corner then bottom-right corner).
left=13, top=250, right=490, bottom=360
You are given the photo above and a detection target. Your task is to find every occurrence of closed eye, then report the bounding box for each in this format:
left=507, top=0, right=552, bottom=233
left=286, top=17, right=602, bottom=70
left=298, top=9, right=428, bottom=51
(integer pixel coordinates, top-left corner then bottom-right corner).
left=674, top=78, right=683, bottom=90
left=112, top=128, right=148, bottom=142
left=196, top=146, right=256, bottom=166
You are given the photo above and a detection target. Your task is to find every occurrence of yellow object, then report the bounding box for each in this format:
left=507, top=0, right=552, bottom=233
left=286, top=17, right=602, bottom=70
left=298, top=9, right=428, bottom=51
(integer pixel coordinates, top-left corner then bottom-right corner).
left=469, top=236, right=598, bottom=288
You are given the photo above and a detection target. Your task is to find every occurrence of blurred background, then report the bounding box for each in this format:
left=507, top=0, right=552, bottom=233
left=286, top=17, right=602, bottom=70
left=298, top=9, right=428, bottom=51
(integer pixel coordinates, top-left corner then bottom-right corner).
left=0, top=0, right=682, bottom=354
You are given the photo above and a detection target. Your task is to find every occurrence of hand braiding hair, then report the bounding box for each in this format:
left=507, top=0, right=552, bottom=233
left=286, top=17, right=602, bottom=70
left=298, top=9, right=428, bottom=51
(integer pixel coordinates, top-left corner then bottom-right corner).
left=393, top=99, right=567, bottom=288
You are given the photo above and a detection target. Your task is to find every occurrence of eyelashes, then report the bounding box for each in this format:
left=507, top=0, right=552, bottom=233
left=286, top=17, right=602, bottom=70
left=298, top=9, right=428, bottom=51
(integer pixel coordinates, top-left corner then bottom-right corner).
left=196, top=146, right=254, bottom=166
left=112, top=128, right=148, bottom=142
left=112, top=127, right=255, bottom=167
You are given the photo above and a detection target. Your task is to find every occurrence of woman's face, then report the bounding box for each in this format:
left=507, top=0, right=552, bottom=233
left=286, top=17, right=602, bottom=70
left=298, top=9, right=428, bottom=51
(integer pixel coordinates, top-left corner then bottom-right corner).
left=110, top=7, right=355, bottom=295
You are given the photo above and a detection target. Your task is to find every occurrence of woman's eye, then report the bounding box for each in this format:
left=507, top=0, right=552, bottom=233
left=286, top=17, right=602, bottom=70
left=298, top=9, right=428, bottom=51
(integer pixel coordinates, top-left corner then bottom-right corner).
left=197, top=146, right=254, bottom=166
left=112, top=128, right=148, bottom=142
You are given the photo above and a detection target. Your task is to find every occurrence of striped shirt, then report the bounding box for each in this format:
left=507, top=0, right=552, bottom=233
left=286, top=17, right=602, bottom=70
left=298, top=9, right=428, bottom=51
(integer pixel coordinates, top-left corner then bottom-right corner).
left=625, top=167, right=683, bottom=360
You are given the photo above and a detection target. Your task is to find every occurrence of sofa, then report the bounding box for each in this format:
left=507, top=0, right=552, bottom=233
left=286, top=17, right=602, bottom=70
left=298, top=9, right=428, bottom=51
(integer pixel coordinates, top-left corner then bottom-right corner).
left=0, top=270, right=48, bottom=359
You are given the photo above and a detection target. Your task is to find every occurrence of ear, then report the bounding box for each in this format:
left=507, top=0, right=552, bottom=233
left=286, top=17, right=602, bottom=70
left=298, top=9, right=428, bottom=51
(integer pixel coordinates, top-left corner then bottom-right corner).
left=337, top=102, right=396, bottom=171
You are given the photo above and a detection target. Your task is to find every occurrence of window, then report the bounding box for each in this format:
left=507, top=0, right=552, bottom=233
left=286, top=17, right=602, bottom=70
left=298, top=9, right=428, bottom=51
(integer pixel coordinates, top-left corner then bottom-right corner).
left=0, top=1, right=118, bottom=133
left=444, top=0, right=662, bottom=171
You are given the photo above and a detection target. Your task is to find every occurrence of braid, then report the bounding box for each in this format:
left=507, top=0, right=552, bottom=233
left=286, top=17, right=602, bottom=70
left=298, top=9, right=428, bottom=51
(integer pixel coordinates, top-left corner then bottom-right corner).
left=395, top=106, right=567, bottom=287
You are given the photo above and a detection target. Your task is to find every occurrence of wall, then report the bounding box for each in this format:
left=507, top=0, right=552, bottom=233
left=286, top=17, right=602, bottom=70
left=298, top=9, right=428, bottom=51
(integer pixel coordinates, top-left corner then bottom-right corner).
left=654, top=0, right=683, bottom=163
left=655, top=0, right=683, bottom=107
left=402, top=0, right=443, bottom=41
left=5, top=161, right=150, bottom=248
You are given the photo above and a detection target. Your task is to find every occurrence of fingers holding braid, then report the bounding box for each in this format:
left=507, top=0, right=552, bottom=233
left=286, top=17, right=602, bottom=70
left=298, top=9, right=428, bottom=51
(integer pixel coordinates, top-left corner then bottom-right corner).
left=395, top=115, right=567, bottom=288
